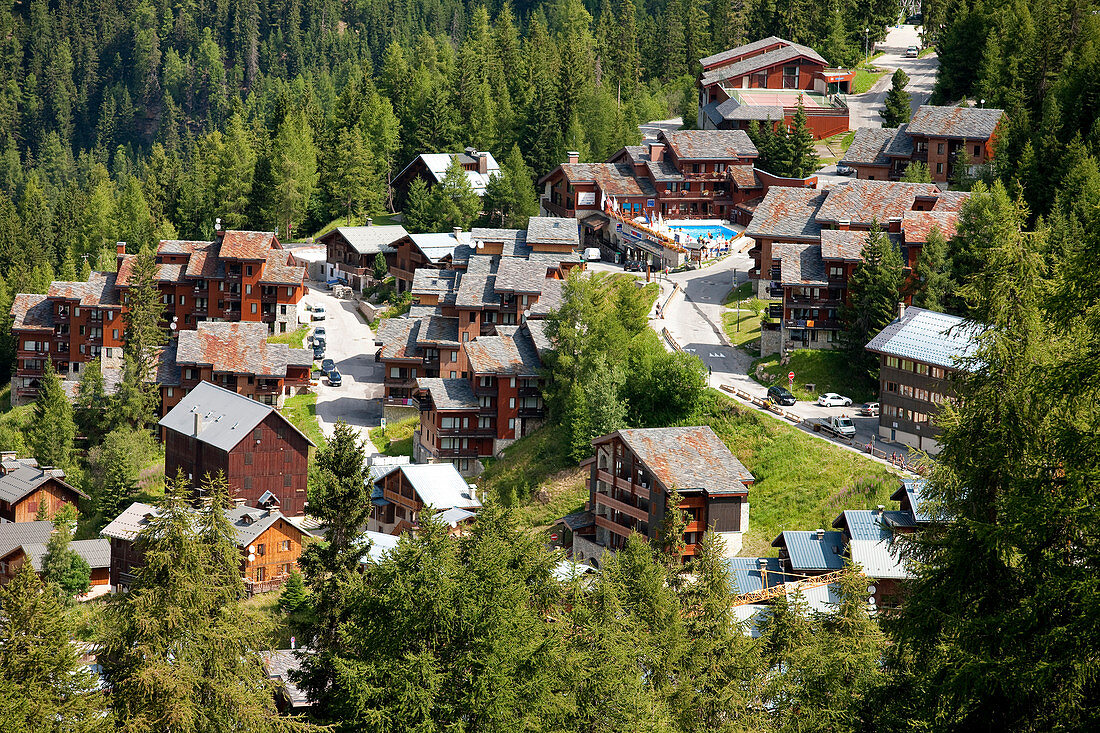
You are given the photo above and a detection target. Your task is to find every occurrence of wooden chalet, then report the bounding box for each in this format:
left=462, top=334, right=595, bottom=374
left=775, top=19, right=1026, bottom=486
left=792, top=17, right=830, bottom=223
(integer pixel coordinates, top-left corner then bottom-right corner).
left=0, top=454, right=87, bottom=522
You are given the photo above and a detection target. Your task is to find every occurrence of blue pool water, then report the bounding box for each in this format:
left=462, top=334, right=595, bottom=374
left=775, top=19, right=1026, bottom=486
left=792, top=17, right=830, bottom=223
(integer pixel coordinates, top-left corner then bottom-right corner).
left=667, top=224, right=739, bottom=240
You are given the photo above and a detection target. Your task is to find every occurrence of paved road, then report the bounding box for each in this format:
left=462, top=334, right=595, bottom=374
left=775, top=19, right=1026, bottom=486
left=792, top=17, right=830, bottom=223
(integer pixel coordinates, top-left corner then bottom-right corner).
left=845, top=25, right=939, bottom=130
left=645, top=258, right=888, bottom=458
left=300, top=283, right=382, bottom=455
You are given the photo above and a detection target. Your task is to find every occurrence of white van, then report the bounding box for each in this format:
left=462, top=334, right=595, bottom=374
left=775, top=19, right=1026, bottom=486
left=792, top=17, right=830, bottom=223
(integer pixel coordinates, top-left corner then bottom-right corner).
left=583, top=247, right=601, bottom=261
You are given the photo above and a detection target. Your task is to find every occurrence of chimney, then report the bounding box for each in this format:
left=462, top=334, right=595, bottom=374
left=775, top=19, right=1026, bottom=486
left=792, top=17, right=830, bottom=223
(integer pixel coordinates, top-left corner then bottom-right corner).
left=116, top=241, right=127, bottom=256
left=757, top=557, right=768, bottom=568
left=567, top=150, right=580, bottom=164
left=365, top=217, right=373, bottom=227
left=815, top=528, right=825, bottom=540
left=193, top=412, right=203, bottom=436
left=649, top=143, right=665, bottom=162
left=898, top=302, right=906, bottom=321
left=453, top=227, right=462, bottom=238
left=475, top=151, right=488, bottom=175
left=876, top=504, right=886, bottom=515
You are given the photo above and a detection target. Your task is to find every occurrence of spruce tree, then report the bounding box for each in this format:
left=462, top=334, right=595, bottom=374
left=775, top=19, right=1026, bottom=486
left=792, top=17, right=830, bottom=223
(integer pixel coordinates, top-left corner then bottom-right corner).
left=121, top=247, right=166, bottom=383
left=402, top=176, right=436, bottom=233
left=28, top=360, right=75, bottom=470
left=372, top=251, right=388, bottom=281
left=911, top=225, right=950, bottom=312
left=881, top=69, right=912, bottom=127
left=73, top=357, right=109, bottom=444
left=841, top=225, right=903, bottom=377
left=900, top=161, right=932, bottom=182
left=434, top=156, right=481, bottom=231
left=40, top=511, right=91, bottom=598
left=784, top=96, right=818, bottom=178
left=501, top=143, right=538, bottom=228
left=0, top=562, right=105, bottom=732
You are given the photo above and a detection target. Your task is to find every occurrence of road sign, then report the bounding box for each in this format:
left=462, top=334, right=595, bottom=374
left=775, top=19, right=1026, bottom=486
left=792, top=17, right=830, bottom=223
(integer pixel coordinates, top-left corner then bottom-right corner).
left=788, top=371, right=795, bottom=380
left=550, top=533, right=559, bottom=542
left=380, top=416, right=387, bottom=430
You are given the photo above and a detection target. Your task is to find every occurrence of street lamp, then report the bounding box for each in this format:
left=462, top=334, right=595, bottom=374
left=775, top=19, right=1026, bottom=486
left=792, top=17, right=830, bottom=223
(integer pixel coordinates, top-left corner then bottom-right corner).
left=865, top=28, right=870, bottom=60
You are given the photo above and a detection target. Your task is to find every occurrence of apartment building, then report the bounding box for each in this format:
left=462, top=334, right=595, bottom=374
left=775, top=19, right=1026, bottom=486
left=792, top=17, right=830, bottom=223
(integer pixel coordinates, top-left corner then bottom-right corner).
left=9, top=230, right=306, bottom=405
left=839, top=105, right=1005, bottom=183
left=697, top=37, right=852, bottom=138
left=156, top=321, right=313, bottom=415
left=584, top=426, right=755, bottom=561
left=745, top=180, right=969, bottom=354
left=865, top=305, right=981, bottom=453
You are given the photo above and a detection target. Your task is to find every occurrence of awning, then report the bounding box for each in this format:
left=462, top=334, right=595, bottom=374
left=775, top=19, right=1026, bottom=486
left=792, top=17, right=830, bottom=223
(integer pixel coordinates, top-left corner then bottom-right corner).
left=580, top=212, right=609, bottom=232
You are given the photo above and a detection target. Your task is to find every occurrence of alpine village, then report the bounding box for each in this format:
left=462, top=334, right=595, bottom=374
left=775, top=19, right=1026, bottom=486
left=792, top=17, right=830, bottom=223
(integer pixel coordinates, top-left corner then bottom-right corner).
left=0, top=1, right=1095, bottom=731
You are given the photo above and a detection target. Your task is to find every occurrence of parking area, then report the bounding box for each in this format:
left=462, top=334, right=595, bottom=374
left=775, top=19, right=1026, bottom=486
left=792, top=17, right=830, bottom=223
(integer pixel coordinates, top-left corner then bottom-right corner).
left=300, top=282, right=383, bottom=452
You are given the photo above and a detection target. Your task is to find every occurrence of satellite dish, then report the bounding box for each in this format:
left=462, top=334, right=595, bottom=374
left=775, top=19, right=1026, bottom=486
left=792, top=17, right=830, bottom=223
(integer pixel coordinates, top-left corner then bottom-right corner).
left=248, top=553, right=256, bottom=562
left=248, top=545, right=255, bottom=554
left=867, top=584, right=877, bottom=595
left=170, top=321, right=177, bottom=330
left=867, top=597, right=877, bottom=606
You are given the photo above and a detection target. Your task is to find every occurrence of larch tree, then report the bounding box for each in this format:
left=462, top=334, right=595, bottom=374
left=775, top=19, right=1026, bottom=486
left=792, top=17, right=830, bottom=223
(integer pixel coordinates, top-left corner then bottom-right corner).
left=121, top=246, right=166, bottom=383
left=28, top=360, right=75, bottom=470
left=0, top=562, right=105, bottom=732
left=784, top=97, right=819, bottom=178
left=40, top=510, right=91, bottom=598
left=272, top=109, right=319, bottom=240
left=911, top=225, right=950, bottom=312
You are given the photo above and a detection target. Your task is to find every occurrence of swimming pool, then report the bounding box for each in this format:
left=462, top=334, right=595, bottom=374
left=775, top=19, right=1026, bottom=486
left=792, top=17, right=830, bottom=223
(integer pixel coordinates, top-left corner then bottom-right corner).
left=667, top=223, right=740, bottom=241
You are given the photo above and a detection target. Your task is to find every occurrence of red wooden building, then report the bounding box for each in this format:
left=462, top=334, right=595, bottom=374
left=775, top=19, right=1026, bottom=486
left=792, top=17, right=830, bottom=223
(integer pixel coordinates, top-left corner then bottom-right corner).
left=0, top=454, right=87, bottom=523
left=158, top=381, right=314, bottom=516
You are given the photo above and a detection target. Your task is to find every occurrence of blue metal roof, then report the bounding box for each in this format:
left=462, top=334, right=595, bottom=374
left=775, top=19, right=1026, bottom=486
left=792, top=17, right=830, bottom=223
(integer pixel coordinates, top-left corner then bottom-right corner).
left=725, top=557, right=790, bottom=594
left=833, top=510, right=892, bottom=541
left=773, top=530, right=846, bottom=571
left=892, top=479, right=934, bottom=523
left=865, top=306, right=982, bottom=370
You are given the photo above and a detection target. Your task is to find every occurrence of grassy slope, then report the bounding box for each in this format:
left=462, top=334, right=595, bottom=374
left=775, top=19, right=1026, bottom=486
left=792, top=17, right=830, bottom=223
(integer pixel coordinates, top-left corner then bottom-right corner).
left=485, top=392, right=897, bottom=556
left=369, top=416, right=417, bottom=458
left=721, top=282, right=775, bottom=351
left=751, top=349, right=877, bottom=404
left=0, top=385, right=34, bottom=453
left=313, top=213, right=402, bottom=239
left=283, top=393, right=326, bottom=448
left=853, top=68, right=888, bottom=94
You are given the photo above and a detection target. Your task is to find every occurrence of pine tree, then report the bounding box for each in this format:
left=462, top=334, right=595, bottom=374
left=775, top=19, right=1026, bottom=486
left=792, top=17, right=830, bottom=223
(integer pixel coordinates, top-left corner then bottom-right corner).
left=501, top=144, right=538, bottom=228
left=74, top=357, right=109, bottom=444
left=784, top=96, right=818, bottom=178
left=278, top=568, right=308, bottom=615
left=40, top=511, right=91, bottom=598
left=332, top=126, right=376, bottom=224
left=840, top=225, right=903, bottom=377
left=28, top=360, right=75, bottom=470
left=272, top=109, right=319, bottom=240
left=911, top=225, right=950, bottom=312
left=900, top=161, right=932, bottom=182
left=0, top=562, right=105, bottom=731
left=403, top=176, right=436, bottom=233
left=372, top=251, right=388, bottom=281
left=89, top=427, right=141, bottom=520
left=434, top=155, right=482, bottom=231
left=881, top=68, right=912, bottom=127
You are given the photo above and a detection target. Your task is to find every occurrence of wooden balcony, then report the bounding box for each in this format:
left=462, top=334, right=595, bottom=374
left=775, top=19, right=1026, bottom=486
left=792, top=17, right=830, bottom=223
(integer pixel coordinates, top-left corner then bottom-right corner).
left=593, top=492, right=649, bottom=522
left=595, top=515, right=636, bottom=539
left=595, top=469, right=651, bottom=499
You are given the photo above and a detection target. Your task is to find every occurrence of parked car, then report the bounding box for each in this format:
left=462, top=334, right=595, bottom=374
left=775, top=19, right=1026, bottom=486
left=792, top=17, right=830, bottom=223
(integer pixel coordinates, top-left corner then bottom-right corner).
left=905, top=45, right=919, bottom=58
left=817, top=392, right=853, bottom=407
left=312, top=326, right=326, bottom=342
left=624, top=259, right=644, bottom=272
left=816, top=415, right=856, bottom=439
left=860, top=402, right=881, bottom=417
left=311, top=305, right=326, bottom=321
left=312, top=342, right=325, bottom=360
left=836, top=164, right=857, bottom=176
left=328, top=369, right=342, bottom=387
left=767, top=385, right=797, bottom=406
left=321, top=358, right=335, bottom=375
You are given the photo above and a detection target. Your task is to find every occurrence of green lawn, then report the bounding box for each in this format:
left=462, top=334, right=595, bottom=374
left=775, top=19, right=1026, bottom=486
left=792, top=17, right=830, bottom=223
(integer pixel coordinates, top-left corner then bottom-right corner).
left=853, top=67, right=888, bottom=94
left=751, top=349, right=876, bottom=404
left=918, top=48, right=936, bottom=58
left=369, top=416, right=417, bottom=458
left=267, top=323, right=309, bottom=348
left=721, top=283, right=776, bottom=351
left=690, top=392, right=899, bottom=555
left=313, top=212, right=402, bottom=239
left=283, top=393, right=326, bottom=447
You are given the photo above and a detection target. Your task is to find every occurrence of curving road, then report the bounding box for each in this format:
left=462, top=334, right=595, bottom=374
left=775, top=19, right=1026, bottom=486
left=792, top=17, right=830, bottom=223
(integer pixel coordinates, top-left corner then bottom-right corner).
left=845, top=25, right=939, bottom=130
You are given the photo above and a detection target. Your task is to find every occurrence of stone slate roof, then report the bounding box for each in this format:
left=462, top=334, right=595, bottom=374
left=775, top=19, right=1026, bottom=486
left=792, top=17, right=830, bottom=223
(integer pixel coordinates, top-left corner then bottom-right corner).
left=19, top=538, right=110, bottom=571
left=865, top=306, right=983, bottom=371
left=175, top=322, right=301, bottom=377
left=840, top=125, right=914, bottom=166
left=645, top=159, right=684, bottom=182
left=219, top=231, right=278, bottom=260
left=931, top=190, right=970, bottom=212
left=463, top=326, right=542, bottom=376
left=729, top=166, right=762, bottom=188
left=158, top=381, right=314, bottom=452
left=259, top=255, right=306, bottom=286
left=102, top=501, right=312, bottom=546
left=416, top=378, right=479, bottom=410
left=816, top=180, right=940, bottom=225
left=902, top=211, right=961, bottom=244
left=774, top=243, right=828, bottom=285
left=524, top=320, right=552, bottom=356
left=0, top=521, right=54, bottom=559
left=11, top=293, right=53, bottom=331
left=376, top=318, right=421, bottom=360
left=745, top=188, right=827, bottom=240
left=661, top=129, right=758, bottom=160
left=712, top=96, right=785, bottom=123
left=529, top=278, right=564, bottom=316
left=417, top=315, right=460, bottom=346
left=411, top=269, right=459, bottom=299
left=261, top=651, right=310, bottom=708
left=455, top=272, right=498, bottom=308
left=700, top=36, right=793, bottom=68
left=908, top=105, right=1004, bottom=140
left=182, top=240, right=224, bottom=279
left=408, top=231, right=472, bottom=264
left=701, top=40, right=828, bottom=86
left=47, top=272, right=121, bottom=306
left=495, top=258, right=551, bottom=293
left=526, top=217, right=580, bottom=248
left=556, top=163, right=657, bottom=197
left=612, top=425, right=754, bottom=493
left=819, top=229, right=871, bottom=261
left=0, top=460, right=85, bottom=504
left=155, top=344, right=182, bottom=387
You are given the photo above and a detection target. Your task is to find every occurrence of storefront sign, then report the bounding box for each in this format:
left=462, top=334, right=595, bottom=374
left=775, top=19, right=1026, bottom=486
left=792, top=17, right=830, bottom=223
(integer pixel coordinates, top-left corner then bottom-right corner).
left=578, top=191, right=596, bottom=206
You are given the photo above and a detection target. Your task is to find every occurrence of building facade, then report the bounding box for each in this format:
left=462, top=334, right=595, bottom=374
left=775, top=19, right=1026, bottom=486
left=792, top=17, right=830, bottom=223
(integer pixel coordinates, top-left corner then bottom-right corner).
left=587, top=426, right=755, bottom=561
left=367, top=462, right=481, bottom=535
left=318, top=224, right=411, bottom=291
left=391, top=149, right=500, bottom=208
left=158, top=381, right=314, bottom=515
left=839, top=106, right=1005, bottom=183
left=865, top=305, right=981, bottom=453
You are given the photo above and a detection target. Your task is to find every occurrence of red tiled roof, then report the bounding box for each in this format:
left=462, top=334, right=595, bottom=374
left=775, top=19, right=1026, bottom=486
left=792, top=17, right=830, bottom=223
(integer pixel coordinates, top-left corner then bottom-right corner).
left=116, top=256, right=187, bottom=287
left=175, top=322, right=305, bottom=377
left=729, top=165, right=762, bottom=188
left=10, top=293, right=53, bottom=331
left=558, top=163, right=657, bottom=197
left=218, top=231, right=278, bottom=260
